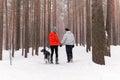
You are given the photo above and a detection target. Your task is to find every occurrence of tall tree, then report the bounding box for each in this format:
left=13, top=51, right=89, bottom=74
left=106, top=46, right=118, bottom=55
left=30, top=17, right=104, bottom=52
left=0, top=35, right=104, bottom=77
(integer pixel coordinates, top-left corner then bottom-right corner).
left=47, top=0, right=51, bottom=47
left=5, top=0, right=9, bottom=50
left=92, top=0, right=106, bottom=65
left=11, top=0, right=16, bottom=58
left=81, top=0, right=85, bottom=46
left=111, top=0, right=116, bottom=45
left=34, top=0, right=40, bottom=55
left=106, top=0, right=115, bottom=56
left=43, top=0, right=46, bottom=49
left=67, top=0, right=70, bottom=28
left=21, top=0, right=25, bottom=56
left=52, top=0, right=56, bottom=27
left=73, top=0, right=78, bottom=45
left=24, top=0, right=29, bottom=58
left=0, top=0, right=3, bottom=60
left=15, top=0, right=21, bottom=50
left=86, top=0, right=91, bottom=52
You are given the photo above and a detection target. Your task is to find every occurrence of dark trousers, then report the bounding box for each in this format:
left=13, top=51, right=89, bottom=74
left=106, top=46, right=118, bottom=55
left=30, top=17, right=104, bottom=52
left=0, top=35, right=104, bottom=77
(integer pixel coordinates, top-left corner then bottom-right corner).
left=50, top=46, right=58, bottom=62
left=65, top=45, right=73, bottom=62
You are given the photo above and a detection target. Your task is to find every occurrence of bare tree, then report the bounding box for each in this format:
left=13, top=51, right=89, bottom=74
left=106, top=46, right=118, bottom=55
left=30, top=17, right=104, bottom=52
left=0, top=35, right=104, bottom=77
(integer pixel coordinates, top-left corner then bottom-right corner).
left=47, top=0, right=51, bottom=47
left=15, top=0, right=21, bottom=50
left=5, top=0, right=9, bottom=50
left=21, top=0, right=25, bottom=56
left=0, top=0, right=3, bottom=60
left=24, top=0, right=29, bottom=58
left=34, top=0, right=40, bottom=55
left=106, top=0, right=115, bottom=56
left=10, top=0, right=16, bottom=58
left=53, top=0, right=56, bottom=27
left=92, top=0, right=106, bottom=65
left=86, top=0, right=91, bottom=52
left=73, top=0, right=78, bottom=45
left=111, top=0, right=116, bottom=45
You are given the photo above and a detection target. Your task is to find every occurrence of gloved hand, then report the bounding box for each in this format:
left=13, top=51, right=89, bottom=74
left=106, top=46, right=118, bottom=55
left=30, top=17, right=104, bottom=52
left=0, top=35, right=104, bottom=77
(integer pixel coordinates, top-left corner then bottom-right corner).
left=60, top=44, right=62, bottom=47
left=72, top=45, right=74, bottom=48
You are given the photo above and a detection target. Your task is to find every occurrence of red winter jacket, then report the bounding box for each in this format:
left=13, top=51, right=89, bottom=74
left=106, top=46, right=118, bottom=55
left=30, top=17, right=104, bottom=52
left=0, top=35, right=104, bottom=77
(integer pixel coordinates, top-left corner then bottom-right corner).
left=49, top=32, right=61, bottom=46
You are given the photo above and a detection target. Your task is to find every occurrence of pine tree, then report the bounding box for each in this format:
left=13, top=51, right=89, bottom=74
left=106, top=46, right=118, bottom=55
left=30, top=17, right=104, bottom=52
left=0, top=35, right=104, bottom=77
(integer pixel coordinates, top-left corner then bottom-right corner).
left=92, top=0, right=106, bottom=65
left=15, top=0, right=21, bottom=50
left=0, top=0, right=3, bottom=60
left=24, top=0, right=29, bottom=58
left=86, top=0, right=91, bottom=52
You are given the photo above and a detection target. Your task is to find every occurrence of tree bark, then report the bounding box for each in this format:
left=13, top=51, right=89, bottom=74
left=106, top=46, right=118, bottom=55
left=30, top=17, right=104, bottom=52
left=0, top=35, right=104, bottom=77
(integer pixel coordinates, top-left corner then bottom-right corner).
left=106, top=0, right=115, bottom=56
left=92, top=0, right=106, bottom=65
left=15, top=0, right=21, bottom=50
left=86, top=0, right=91, bottom=52
left=24, top=0, right=29, bottom=58
left=0, top=0, right=3, bottom=60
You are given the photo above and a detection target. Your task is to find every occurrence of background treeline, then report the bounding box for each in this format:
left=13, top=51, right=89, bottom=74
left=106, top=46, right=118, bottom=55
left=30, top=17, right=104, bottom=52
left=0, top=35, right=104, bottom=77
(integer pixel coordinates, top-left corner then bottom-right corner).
left=0, top=0, right=120, bottom=65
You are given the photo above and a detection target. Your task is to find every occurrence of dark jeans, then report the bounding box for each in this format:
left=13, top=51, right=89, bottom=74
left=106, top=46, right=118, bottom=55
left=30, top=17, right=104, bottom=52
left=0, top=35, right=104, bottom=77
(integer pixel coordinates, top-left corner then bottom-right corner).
left=50, top=46, right=58, bottom=62
left=65, top=45, right=73, bottom=62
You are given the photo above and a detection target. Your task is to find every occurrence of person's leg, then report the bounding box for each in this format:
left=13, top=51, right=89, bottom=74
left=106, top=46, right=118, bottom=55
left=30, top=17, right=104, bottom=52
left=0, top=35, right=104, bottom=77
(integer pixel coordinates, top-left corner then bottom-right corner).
left=69, top=45, right=73, bottom=62
left=55, top=46, right=59, bottom=64
left=50, top=46, right=54, bottom=63
left=66, top=45, right=71, bottom=62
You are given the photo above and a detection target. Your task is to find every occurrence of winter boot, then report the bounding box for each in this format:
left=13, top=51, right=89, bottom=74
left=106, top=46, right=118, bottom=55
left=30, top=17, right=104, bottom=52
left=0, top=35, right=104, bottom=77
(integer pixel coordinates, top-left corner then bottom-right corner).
left=50, top=58, right=53, bottom=64
left=55, top=58, right=59, bottom=64
left=70, top=58, right=73, bottom=62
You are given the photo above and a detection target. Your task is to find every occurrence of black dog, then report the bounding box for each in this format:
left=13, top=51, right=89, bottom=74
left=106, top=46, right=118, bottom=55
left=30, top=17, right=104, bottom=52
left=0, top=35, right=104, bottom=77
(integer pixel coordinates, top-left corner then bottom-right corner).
left=41, top=49, right=50, bottom=64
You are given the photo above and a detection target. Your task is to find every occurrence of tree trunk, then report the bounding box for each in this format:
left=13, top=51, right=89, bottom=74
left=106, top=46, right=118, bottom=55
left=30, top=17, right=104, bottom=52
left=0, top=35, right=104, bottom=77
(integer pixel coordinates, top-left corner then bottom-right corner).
left=34, top=0, right=40, bottom=55
left=52, top=0, right=56, bottom=27
left=106, top=0, right=114, bottom=56
left=73, top=0, right=78, bottom=45
left=11, top=0, right=16, bottom=58
left=43, top=0, right=46, bottom=49
left=24, top=0, right=29, bottom=58
left=5, top=0, right=9, bottom=50
left=92, top=0, right=106, bottom=65
left=47, top=0, right=51, bottom=47
left=15, top=0, right=21, bottom=50
left=0, top=0, right=3, bottom=60
left=86, top=0, right=91, bottom=52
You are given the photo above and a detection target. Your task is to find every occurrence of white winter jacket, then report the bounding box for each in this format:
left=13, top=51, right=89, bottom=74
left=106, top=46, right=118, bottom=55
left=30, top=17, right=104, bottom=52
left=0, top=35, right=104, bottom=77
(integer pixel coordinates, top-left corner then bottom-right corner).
left=61, top=31, right=75, bottom=45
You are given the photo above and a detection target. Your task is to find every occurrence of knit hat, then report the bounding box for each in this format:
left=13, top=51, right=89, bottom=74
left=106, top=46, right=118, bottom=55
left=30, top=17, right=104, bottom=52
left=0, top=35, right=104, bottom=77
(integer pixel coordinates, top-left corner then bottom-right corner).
left=52, top=27, right=57, bottom=32
left=65, top=28, right=70, bottom=31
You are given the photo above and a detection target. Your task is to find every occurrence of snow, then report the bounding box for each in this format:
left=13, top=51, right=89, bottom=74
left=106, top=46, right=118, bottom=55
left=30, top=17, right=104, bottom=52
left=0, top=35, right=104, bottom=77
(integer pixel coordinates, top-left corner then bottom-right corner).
left=0, top=46, right=120, bottom=80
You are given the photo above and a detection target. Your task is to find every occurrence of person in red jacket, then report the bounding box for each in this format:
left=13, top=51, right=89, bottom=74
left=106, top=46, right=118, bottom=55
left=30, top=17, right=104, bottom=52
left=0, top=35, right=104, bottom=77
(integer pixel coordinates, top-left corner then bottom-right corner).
left=49, top=27, right=61, bottom=64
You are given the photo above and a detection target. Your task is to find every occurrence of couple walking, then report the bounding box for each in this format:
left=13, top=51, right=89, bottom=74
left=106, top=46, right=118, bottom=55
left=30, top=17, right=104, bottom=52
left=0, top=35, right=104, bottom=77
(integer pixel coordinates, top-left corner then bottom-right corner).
left=49, top=27, right=75, bottom=64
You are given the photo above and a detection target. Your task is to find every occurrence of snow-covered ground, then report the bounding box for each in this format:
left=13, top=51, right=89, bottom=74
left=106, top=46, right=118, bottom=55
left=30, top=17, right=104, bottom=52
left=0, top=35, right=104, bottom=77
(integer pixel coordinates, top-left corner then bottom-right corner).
left=0, top=46, right=120, bottom=80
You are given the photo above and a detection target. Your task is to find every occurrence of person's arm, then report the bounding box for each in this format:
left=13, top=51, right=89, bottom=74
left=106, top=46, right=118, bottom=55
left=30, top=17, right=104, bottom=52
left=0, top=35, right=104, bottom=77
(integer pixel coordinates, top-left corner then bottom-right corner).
left=56, top=35, right=61, bottom=44
left=61, top=34, right=66, bottom=44
left=54, top=33, right=61, bottom=45
left=73, top=34, right=75, bottom=44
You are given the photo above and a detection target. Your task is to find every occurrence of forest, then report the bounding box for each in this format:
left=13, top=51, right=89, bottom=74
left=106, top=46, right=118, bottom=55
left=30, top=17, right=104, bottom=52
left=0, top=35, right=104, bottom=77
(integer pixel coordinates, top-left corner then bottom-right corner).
left=0, top=0, right=120, bottom=65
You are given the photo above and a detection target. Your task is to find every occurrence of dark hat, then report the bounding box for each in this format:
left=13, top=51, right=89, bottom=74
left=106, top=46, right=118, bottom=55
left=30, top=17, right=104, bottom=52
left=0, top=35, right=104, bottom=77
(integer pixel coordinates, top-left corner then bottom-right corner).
left=65, top=28, right=70, bottom=31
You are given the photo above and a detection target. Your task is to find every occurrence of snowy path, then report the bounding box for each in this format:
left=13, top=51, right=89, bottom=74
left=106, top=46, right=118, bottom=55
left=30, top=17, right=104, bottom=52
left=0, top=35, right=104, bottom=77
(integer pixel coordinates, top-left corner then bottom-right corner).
left=0, top=46, right=120, bottom=80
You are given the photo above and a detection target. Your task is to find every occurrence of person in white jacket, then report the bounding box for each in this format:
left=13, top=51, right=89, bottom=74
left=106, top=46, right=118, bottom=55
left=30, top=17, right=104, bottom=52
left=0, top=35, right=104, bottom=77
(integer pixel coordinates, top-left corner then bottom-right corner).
left=61, top=28, right=75, bottom=63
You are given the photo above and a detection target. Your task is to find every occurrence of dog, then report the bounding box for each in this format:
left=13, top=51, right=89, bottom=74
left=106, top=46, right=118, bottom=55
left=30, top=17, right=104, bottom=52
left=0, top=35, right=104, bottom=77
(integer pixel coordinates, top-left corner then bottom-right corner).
left=41, top=49, right=50, bottom=64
